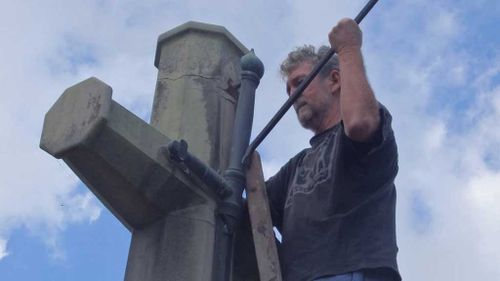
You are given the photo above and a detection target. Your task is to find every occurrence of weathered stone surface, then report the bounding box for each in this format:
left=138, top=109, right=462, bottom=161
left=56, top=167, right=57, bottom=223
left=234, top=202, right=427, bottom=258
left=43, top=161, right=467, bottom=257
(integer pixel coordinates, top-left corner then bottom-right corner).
left=40, top=77, right=111, bottom=158
left=40, top=77, right=215, bottom=231
left=151, top=21, right=249, bottom=174
left=125, top=205, right=216, bottom=281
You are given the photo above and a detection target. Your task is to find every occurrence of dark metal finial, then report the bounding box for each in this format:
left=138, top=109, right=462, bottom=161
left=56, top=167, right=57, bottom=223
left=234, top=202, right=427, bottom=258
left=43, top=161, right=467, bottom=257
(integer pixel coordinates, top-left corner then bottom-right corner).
left=241, top=49, right=265, bottom=79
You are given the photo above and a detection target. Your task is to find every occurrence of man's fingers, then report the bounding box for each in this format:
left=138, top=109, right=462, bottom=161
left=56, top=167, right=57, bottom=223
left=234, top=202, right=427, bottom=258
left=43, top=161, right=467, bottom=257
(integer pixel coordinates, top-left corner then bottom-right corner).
left=328, top=17, right=362, bottom=54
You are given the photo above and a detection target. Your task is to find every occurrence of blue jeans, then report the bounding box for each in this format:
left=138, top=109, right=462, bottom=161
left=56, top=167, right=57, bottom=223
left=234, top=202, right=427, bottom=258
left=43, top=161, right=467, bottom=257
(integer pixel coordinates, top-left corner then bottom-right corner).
left=314, top=271, right=364, bottom=281
left=314, top=269, right=395, bottom=281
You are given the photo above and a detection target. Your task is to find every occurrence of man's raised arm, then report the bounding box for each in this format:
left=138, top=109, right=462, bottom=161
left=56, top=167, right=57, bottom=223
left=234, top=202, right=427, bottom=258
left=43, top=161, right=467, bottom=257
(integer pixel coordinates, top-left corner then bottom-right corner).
left=329, top=18, right=380, bottom=142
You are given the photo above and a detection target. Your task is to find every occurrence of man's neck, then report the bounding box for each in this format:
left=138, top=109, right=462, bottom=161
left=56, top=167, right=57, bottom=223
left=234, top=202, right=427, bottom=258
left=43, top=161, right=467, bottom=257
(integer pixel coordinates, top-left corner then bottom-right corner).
left=313, top=101, right=341, bottom=135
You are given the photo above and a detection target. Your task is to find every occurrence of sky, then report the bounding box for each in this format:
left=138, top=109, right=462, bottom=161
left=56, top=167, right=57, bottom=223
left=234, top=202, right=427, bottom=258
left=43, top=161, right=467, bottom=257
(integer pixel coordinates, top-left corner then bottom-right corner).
left=0, top=0, right=499, bottom=280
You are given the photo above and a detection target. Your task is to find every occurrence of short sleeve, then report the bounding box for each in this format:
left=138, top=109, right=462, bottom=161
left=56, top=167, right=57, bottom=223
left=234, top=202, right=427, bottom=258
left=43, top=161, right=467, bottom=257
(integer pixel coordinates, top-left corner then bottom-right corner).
left=340, top=104, right=398, bottom=185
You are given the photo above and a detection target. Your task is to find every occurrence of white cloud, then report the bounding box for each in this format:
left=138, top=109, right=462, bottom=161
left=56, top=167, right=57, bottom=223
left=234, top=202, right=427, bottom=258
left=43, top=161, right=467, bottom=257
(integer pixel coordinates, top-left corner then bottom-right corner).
left=0, top=238, right=8, bottom=261
left=0, top=1, right=116, bottom=259
left=423, top=121, right=446, bottom=150
left=467, top=171, right=500, bottom=265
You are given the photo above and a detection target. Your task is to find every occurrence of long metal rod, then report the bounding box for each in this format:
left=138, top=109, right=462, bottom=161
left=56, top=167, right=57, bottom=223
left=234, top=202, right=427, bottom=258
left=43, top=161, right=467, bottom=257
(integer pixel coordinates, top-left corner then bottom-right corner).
left=242, top=0, right=379, bottom=166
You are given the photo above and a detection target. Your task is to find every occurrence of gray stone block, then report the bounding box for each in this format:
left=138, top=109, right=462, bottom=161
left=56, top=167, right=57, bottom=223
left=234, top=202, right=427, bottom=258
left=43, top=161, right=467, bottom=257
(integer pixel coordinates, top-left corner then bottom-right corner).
left=40, top=21, right=260, bottom=281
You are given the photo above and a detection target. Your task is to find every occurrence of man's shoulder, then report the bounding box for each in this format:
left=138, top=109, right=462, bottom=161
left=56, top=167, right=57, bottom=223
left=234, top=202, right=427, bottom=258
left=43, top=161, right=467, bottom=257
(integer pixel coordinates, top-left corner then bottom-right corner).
left=271, top=148, right=309, bottom=180
left=290, top=148, right=309, bottom=165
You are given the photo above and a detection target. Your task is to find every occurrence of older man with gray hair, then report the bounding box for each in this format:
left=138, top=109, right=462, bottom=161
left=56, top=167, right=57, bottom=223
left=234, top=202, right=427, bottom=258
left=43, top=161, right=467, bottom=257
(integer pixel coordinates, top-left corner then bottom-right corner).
left=264, top=18, right=400, bottom=281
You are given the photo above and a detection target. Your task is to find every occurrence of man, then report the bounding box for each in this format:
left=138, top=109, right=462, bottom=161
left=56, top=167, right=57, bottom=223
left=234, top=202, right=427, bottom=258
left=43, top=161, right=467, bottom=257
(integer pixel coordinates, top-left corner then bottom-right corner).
left=265, top=19, right=400, bottom=281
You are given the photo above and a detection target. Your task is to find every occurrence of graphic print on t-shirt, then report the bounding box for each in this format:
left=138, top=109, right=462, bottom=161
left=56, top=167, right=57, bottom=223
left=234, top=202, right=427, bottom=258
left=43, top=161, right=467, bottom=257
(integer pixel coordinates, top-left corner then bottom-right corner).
left=285, top=131, right=336, bottom=209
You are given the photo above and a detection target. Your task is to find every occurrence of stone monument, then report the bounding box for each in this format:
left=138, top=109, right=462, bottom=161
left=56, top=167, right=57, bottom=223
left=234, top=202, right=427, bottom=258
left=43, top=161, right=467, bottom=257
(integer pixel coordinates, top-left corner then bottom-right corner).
left=40, top=21, right=274, bottom=280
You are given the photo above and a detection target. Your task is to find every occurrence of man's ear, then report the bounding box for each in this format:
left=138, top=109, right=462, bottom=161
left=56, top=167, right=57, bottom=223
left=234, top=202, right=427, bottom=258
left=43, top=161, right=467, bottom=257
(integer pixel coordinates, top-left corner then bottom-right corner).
left=329, top=69, right=340, bottom=94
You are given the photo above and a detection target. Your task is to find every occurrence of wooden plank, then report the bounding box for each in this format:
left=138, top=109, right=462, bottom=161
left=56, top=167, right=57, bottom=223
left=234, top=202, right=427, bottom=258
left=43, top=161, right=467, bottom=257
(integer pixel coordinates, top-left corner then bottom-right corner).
left=245, top=152, right=282, bottom=281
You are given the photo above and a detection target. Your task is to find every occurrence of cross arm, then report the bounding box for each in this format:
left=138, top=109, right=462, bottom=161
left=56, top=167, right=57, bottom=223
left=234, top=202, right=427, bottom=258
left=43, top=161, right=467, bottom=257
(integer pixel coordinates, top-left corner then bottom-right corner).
left=40, top=77, right=216, bottom=231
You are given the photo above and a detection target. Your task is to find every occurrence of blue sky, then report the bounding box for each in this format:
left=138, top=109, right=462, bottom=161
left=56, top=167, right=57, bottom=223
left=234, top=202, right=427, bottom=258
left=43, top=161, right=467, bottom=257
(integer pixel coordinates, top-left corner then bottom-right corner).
left=0, top=0, right=499, bottom=280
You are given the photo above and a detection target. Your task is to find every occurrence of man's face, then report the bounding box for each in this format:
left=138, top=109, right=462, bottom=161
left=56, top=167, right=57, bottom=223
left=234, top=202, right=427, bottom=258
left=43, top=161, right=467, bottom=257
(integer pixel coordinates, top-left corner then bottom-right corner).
left=286, top=61, right=337, bottom=132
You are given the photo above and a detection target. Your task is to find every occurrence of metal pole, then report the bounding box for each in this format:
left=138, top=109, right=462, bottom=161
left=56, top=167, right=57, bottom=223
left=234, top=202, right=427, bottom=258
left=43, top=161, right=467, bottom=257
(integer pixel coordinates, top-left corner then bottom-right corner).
left=212, top=50, right=264, bottom=281
left=242, top=0, right=379, bottom=167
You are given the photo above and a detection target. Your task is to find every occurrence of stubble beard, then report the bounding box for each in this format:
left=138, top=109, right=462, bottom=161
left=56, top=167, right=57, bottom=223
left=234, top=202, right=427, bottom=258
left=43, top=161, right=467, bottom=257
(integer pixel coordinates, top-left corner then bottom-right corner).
left=296, top=105, right=317, bottom=130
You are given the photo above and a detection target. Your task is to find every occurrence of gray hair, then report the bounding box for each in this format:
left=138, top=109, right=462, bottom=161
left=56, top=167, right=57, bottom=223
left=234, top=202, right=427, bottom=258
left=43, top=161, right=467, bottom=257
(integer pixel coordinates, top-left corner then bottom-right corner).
left=280, top=45, right=339, bottom=79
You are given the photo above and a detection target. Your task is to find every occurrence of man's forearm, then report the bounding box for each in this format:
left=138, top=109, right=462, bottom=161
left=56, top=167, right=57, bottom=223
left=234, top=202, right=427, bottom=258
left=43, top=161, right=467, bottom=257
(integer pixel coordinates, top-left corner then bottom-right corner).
left=338, top=47, right=380, bottom=142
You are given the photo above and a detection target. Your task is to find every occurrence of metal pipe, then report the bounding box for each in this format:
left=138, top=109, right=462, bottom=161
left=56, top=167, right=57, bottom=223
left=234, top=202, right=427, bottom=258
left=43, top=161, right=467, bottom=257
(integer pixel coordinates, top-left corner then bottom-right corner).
left=242, top=0, right=379, bottom=167
left=212, top=50, right=264, bottom=281
left=163, top=140, right=233, bottom=198
left=224, top=49, right=264, bottom=223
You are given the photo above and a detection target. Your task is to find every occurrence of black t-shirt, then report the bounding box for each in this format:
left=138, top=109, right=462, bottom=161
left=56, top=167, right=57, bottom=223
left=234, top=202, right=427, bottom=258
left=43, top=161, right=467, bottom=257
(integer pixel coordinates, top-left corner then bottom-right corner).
left=266, top=105, right=400, bottom=281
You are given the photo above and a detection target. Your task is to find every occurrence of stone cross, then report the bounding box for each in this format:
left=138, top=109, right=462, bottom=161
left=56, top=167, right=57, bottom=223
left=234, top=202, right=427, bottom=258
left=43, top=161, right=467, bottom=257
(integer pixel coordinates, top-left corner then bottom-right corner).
left=40, top=21, right=262, bottom=281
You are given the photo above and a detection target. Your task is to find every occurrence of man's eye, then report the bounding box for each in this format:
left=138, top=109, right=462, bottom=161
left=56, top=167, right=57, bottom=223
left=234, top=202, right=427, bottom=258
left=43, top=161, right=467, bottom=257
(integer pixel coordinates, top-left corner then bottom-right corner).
left=294, top=78, right=304, bottom=87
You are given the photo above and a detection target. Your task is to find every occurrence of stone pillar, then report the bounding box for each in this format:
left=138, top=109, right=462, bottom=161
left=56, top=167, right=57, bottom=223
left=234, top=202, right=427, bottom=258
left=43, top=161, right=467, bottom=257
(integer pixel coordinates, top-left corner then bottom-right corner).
left=126, top=22, right=250, bottom=281
left=40, top=21, right=256, bottom=281
left=152, top=21, right=248, bottom=173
